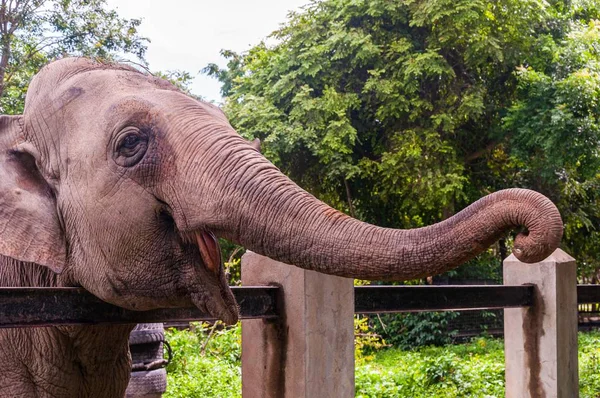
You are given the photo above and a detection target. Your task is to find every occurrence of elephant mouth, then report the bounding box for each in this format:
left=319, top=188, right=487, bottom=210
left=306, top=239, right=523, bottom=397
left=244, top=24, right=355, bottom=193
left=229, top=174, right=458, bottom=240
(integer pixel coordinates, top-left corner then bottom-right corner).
left=195, top=230, right=222, bottom=276
left=180, top=229, right=239, bottom=325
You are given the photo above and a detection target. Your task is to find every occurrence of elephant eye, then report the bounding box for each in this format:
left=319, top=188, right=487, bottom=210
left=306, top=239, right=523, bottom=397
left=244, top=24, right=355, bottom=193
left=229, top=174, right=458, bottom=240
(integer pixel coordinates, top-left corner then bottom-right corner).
left=114, top=128, right=149, bottom=167
left=122, top=134, right=141, bottom=149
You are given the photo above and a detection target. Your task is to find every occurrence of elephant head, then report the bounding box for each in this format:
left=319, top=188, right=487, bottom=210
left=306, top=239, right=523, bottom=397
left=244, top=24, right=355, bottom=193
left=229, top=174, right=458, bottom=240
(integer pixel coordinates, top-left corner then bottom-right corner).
left=0, top=58, right=563, bottom=325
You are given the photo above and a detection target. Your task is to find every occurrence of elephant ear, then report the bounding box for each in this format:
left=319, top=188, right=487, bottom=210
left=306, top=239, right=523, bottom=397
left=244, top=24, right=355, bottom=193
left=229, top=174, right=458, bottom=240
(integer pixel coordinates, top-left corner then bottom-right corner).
left=0, top=115, right=66, bottom=273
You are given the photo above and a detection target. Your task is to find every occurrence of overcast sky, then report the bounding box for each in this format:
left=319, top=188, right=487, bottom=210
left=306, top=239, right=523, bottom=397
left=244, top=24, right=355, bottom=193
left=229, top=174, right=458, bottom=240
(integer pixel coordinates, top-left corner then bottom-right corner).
left=104, top=0, right=310, bottom=103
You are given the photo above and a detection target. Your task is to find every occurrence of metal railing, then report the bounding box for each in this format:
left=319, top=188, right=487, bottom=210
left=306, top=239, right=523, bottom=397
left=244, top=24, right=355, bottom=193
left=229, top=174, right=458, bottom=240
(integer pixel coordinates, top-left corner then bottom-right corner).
left=2, top=284, right=600, bottom=327
left=0, top=286, right=277, bottom=327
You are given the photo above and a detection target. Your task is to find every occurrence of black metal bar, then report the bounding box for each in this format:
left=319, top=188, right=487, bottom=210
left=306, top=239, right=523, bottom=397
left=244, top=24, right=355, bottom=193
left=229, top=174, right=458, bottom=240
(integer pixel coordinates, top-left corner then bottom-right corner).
left=355, top=285, right=535, bottom=313
left=5, top=283, right=599, bottom=328
left=577, top=285, right=600, bottom=304
left=0, top=286, right=278, bottom=328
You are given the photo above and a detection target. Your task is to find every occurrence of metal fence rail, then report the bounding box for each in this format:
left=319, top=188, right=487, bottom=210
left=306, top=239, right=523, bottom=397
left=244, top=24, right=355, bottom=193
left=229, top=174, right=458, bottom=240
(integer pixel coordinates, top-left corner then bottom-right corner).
left=576, top=284, right=600, bottom=304
left=0, top=286, right=278, bottom=328
left=1, top=284, right=600, bottom=328
left=354, top=285, right=534, bottom=313
left=355, top=284, right=600, bottom=312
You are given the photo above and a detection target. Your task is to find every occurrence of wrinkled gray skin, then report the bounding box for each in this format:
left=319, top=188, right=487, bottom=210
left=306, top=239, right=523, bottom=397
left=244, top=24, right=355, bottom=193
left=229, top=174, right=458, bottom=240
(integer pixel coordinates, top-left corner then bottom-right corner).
left=0, top=58, right=563, bottom=397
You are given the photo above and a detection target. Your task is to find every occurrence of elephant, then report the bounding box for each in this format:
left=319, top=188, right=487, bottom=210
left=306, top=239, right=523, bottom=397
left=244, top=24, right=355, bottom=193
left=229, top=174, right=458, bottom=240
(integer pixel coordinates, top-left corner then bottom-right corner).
left=0, top=57, right=563, bottom=397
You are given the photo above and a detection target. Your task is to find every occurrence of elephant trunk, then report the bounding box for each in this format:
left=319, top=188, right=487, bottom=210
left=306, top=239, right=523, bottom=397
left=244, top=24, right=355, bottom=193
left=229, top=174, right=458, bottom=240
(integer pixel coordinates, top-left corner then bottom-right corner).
left=168, top=126, right=562, bottom=281
left=180, top=141, right=563, bottom=281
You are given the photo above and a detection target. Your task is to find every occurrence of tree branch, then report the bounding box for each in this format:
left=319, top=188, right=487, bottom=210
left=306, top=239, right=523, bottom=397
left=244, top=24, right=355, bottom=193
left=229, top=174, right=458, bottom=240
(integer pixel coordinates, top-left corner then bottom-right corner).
left=0, top=34, right=12, bottom=97
left=344, top=178, right=357, bottom=218
left=4, top=32, right=89, bottom=85
left=464, top=141, right=498, bottom=162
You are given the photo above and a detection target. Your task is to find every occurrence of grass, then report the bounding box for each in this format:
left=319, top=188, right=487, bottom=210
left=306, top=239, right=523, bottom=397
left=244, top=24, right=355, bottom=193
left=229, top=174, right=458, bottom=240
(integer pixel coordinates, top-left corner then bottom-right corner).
left=163, top=325, right=600, bottom=398
left=355, top=337, right=505, bottom=397
left=164, top=323, right=241, bottom=398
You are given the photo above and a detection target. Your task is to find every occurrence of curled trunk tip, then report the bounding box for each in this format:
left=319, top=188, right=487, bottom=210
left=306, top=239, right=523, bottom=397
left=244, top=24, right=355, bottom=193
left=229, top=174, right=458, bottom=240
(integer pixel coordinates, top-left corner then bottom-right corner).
left=507, top=189, right=563, bottom=263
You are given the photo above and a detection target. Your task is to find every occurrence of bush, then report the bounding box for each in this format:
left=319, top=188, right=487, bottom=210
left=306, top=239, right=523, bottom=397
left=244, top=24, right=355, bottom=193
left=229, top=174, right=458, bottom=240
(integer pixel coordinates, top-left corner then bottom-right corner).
left=355, top=315, right=387, bottom=363
left=355, top=337, right=505, bottom=397
left=356, top=331, right=600, bottom=397
left=164, top=324, right=600, bottom=397
left=164, top=322, right=241, bottom=398
left=579, top=331, right=600, bottom=396
left=371, top=311, right=459, bottom=349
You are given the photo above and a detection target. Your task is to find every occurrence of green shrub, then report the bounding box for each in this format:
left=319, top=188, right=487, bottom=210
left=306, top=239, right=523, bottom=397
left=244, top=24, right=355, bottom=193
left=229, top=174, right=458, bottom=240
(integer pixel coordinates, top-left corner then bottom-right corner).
left=164, top=324, right=600, bottom=397
left=579, top=331, right=600, bottom=396
left=371, top=311, right=459, bottom=349
left=355, top=315, right=388, bottom=363
left=355, top=337, right=505, bottom=397
left=356, top=331, right=600, bottom=397
left=164, top=322, right=241, bottom=398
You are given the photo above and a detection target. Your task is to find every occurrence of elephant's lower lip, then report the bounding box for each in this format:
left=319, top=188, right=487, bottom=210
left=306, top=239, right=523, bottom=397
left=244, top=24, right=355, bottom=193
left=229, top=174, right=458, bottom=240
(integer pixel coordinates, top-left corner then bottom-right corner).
left=195, top=230, right=221, bottom=276
left=179, top=229, right=224, bottom=277
left=181, top=229, right=239, bottom=324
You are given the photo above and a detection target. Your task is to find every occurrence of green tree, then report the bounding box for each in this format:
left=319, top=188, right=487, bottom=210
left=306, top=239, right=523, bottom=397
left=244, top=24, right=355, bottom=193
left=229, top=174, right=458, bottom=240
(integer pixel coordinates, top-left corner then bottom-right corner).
left=503, top=18, right=600, bottom=281
left=0, top=0, right=148, bottom=114
left=206, top=0, right=600, bottom=279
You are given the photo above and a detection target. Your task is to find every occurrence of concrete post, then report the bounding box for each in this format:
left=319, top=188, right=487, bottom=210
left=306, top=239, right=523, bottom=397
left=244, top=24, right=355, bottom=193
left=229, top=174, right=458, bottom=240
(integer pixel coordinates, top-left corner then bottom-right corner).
left=241, top=251, right=355, bottom=398
left=504, top=249, right=578, bottom=398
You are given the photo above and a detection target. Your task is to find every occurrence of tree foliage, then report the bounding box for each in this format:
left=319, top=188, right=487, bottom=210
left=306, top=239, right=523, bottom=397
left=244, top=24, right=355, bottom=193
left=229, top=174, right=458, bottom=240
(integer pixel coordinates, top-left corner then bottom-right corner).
left=207, top=0, right=600, bottom=279
left=0, top=0, right=148, bottom=114
left=504, top=19, right=600, bottom=280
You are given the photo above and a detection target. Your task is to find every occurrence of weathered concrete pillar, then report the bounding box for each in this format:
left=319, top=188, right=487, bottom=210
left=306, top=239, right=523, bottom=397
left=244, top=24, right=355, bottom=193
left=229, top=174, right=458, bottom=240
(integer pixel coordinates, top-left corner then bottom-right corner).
left=504, top=249, right=578, bottom=398
left=241, top=251, right=355, bottom=398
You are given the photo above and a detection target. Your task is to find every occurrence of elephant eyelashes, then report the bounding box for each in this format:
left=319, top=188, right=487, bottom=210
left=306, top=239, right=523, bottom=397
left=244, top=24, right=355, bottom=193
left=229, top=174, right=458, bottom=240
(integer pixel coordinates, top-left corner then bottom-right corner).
left=113, top=127, right=149, bottom=167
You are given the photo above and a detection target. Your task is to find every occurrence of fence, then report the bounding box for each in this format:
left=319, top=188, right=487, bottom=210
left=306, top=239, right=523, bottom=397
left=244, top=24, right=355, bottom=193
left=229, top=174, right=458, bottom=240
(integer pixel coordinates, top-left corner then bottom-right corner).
left=0, top=248, right=595, bottom=397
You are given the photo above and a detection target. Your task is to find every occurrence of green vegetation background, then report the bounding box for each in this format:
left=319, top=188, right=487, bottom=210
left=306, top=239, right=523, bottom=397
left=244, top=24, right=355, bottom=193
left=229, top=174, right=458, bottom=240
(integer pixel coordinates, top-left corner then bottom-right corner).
left=208, top=0, right=600, bottom=284
left=164, top=324, right=600, bottom=398
left=206, top=0, right=600, bottom=358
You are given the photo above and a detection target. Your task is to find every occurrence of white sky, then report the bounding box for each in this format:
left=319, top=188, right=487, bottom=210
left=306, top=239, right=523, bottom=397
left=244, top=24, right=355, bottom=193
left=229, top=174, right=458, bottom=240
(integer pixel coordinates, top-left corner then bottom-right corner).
left=105, top=0, right=311, bottom=103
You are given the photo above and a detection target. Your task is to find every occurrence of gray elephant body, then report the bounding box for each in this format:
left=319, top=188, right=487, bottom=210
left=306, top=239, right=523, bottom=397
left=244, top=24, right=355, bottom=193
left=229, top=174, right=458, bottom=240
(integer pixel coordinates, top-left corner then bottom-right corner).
left=0, top=256, right=133, bottom=397
left=0, top=58, right=563, bottom=397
